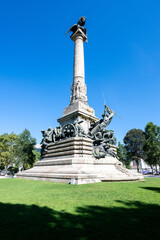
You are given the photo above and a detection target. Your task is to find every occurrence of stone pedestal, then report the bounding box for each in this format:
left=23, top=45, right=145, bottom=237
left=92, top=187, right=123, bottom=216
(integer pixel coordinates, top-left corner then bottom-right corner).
left=57, top=101, right=98, bottom=134
left=17, top=137, right=144, bottom=184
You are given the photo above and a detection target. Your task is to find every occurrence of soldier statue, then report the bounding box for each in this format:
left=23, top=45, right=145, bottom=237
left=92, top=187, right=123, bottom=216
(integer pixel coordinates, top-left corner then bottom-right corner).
left=41, top=127, right=53, bottom=153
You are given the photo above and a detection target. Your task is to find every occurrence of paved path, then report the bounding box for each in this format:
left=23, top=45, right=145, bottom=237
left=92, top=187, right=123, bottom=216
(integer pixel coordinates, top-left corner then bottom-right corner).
left=144, top=175, right=160, bottom=178
left=0, top=176, right=14, bottom=179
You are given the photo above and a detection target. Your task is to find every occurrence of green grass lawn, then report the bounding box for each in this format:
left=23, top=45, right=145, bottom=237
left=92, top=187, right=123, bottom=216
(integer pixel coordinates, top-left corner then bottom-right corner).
left=0, top=178, right=160, bottom=240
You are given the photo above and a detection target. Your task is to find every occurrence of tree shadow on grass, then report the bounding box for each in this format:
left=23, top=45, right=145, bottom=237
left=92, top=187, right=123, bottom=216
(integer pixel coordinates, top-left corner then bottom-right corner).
left=140, top=187, right=160, bottom=193
left=0, top=201, right=160, bottom=240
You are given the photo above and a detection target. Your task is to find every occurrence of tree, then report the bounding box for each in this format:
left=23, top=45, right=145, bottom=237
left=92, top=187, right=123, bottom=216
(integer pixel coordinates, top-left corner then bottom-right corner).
left=144, top=122, right=160, bottom=174
left=32, top=149, right=41, bottom=162
left=123, top=129, right=146, bottom=172
left=0, top=133, right=17, bottom=175
left=14, top=129, right=37, bottom=170
left=117, top=142, right=131, bottom=169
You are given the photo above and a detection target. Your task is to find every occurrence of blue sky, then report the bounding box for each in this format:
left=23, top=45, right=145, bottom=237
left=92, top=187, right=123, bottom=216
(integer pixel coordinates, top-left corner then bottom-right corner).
left=0, top=0, right=160, bottom=144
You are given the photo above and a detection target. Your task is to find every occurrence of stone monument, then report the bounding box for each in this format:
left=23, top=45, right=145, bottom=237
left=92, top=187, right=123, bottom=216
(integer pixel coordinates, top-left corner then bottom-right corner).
left=58, top=16, right=98, bottom=133
left=17, top=17, right=143, bottom=184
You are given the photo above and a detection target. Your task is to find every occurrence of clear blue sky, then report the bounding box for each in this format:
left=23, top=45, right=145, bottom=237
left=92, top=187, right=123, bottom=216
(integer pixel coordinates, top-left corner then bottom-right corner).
left=0, top=0, right=160, bottom=144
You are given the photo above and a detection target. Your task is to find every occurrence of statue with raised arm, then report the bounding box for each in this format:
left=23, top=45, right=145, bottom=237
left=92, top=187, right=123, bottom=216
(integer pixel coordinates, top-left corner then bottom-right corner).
left=102, top=104, right=115, bottom=128
left=88, top=105, right=117, bottom=159
left=65, top=16, right=87, bottom=36
left=89, top=105, right=115, bottom=137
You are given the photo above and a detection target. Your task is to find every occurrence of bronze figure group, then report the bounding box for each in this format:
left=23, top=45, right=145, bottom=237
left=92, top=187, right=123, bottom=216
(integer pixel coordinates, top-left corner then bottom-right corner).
left=41, top=105, right=116, bottom=159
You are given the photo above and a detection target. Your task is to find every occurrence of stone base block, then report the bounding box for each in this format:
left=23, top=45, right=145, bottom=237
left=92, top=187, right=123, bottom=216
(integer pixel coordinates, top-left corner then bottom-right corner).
left=16, top=137, right=143, bottom=184
left=16, top=156, right=143, bottom=184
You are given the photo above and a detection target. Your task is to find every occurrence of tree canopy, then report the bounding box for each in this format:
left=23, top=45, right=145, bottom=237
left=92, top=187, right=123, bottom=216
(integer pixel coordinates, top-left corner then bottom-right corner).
left=14, top=129, right=37, bottom=170
left=0, top=133, right=17, bottom=175
left=123, top=129, right=146, bottom=172
left=117, top=142, right=131, bottom=169
left=143, top=122, right=160, bottom=173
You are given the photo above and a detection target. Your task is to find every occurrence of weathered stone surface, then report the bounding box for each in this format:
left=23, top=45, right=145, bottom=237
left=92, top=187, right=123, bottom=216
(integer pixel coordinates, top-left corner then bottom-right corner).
left=17, top=137, right=143, bottom=184
left=42, top=137, right=93, bottom=158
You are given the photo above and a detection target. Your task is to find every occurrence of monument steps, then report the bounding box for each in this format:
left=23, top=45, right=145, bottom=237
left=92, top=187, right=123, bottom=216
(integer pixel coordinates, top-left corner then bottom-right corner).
left=17, top=144, right=143, bottom=185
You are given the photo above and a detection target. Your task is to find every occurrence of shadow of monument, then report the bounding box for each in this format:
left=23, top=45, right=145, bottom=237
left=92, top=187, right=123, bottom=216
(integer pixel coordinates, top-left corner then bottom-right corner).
left=0, top=201, right=160, bottom=240
left=140, top=186, right=160, bottom=193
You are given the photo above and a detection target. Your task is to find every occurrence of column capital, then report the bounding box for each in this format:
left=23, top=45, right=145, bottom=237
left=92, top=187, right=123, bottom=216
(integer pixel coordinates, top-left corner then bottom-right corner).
left=70, top=28, right=87, bottom=42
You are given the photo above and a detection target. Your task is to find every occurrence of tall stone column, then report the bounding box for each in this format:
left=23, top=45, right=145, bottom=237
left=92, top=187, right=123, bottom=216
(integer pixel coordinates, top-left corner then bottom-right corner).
left=73, top=30, right=85, bottom=84
left=70, top=28, right=87, bottom=104
left=58, top=28, right=99, bottom=133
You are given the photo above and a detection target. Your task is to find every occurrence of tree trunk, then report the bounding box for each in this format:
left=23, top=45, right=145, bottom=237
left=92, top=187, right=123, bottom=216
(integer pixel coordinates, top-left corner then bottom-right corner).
left=5, top=160, right=9, bottom=176
left=5, top=165, right=8, bottom=176
left=151, top=165, right=153, bottom=174
left=155, top=165, right=158, bottom=174
left=136, top=159, right=140, bottom=173
left=136, top=162, right=139, bottom=172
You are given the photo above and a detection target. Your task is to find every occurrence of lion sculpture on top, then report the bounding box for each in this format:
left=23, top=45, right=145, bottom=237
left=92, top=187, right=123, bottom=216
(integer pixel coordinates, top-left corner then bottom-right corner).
left=65, top=16, right=87, bottom=36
